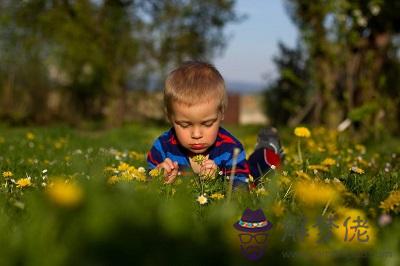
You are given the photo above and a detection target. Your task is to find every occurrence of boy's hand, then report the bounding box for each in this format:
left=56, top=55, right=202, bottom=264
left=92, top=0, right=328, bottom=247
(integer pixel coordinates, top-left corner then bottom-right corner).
left=157, top=158, right=179, bottom=184
left=199, top=159, right=218, bottom=178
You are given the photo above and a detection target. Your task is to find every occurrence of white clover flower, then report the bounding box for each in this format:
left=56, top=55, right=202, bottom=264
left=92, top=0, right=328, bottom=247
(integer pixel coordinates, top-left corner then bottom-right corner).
left=42, top=169, right=48, bottom=174
left=378, top=214, right=392, bottom=227
left=369, top=4, right=380, bottom=16
left=333, top=178, right=341, bottom=183
left=357, top=16, right=367, bottom=27
left=196, top=195, right=208, bottom=205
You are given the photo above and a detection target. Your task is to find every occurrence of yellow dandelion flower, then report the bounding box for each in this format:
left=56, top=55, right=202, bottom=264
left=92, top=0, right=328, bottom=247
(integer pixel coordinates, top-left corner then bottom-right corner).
left=356, top=157, right=369, bottom=167
left=294, top=127, right=311, bottom=138
left=197, top=195, right=208, bottom=205
left=149, top=168, right=161, bottom=177
left=117, top=162, right=130, bottom=171
left=355, top=144, right=366, bottom=154
left=47, top=179, right=83, bottom=208
left=278, top=175, right=291, bottom=186
left=104, top=166, right=116, bottom=172
left=129, top=151, right=144, bottom=161
left=295, top=170, right=311, bottom=180
left=131, top=168, right=146, bottom=182
left=192, top=154, right=206, bottom=164
left=2, top=171, right=13, bottom=178
left=305, top=224, right=320, bottom=246
left=121, top=170, right=134, bottom=181
left=272, top=201, right=285, bottom=217
left=334, top=207, right=375, bottom=247
left=255, top=187, right=268, bottom=197
left=295, top=180, right=339, bottom=206
left=308, top=164, right=329, bottom=172
left=332, top=178, right=347, bottom=192
left=379, top=190, right=400, bottom=214
left=26, top=132, right=35, bottom=140
left=350, top=166, right=365, bottom=174
left=210, top=193, right=225, bottom=200
left=321, top=158, right=336, bottom=166
left=16, top=178, right=32, bottom=188
left=107, top=175, right=119, bottom=184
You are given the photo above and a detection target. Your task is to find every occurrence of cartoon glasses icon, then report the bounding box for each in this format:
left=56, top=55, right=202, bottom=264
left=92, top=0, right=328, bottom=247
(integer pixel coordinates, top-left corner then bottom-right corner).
left=238, top=233, right=268, bottom=244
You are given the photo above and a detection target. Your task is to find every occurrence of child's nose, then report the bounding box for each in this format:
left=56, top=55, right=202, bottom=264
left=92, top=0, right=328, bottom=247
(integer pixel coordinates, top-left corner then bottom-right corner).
left=191, top=127, right=202, bottom=139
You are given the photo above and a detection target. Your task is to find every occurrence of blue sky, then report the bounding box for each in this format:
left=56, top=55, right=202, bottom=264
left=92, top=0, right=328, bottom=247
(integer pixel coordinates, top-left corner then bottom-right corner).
left=213, top=0, right=298, bottom=90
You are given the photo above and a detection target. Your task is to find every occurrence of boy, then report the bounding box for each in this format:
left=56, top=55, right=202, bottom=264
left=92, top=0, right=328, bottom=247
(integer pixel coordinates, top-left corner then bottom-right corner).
left=147, top=61, right=283, bottom=188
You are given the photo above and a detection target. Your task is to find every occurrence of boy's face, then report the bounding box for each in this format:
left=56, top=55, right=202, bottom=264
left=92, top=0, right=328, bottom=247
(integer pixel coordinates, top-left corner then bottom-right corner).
left=170, top=99, right=223, bottom=154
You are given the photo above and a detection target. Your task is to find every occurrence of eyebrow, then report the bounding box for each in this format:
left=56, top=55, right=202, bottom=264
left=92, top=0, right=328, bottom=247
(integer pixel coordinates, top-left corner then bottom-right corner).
left=175, top=118, right=218, bottom=124
left=201, top=118, right=218, bottom=123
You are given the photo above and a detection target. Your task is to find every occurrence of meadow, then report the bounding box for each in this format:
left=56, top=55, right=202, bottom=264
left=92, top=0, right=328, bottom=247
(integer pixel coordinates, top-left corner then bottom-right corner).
left=0, top=123, right=399, bottom=265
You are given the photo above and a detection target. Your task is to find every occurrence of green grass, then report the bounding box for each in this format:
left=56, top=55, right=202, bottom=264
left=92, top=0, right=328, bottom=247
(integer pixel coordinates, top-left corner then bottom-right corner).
left=0, top=123, right=399, bottom=265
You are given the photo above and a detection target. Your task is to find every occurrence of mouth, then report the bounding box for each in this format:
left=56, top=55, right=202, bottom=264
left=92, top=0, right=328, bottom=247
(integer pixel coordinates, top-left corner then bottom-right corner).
left=190, top=144, right=206, bottom=150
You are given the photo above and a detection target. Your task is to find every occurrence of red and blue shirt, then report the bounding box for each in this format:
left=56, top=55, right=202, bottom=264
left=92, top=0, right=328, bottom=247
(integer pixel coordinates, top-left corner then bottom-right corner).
left=147, top=127, right=250, bottom=186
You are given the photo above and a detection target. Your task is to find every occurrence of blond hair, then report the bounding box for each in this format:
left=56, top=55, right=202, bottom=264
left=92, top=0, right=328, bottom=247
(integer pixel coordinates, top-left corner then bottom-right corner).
left=164, top=61, right=227, bottom=118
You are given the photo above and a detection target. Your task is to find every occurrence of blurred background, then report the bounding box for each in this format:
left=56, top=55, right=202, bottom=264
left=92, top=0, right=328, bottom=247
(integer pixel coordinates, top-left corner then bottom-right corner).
left=0, top=0, right=399, bottom=137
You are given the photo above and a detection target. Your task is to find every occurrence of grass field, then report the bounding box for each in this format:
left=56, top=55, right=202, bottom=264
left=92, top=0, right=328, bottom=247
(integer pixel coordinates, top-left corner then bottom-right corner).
left=0, top=123, right=399, bottom=265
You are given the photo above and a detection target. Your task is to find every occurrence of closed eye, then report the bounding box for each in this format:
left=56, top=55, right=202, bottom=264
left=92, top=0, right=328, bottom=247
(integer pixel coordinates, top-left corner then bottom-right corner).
left=176, top=122, right=191, bottom=128
left=202, top=118, right=217, bottom=127
left=202, top=121, right=214, bottom=127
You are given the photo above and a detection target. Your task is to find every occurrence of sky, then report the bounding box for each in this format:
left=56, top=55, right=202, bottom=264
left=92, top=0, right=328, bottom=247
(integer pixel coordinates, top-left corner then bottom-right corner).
left=213, top=0, right=298, bottom=91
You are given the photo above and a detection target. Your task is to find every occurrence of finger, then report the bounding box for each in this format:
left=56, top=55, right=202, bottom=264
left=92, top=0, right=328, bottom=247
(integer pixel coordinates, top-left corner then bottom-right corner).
left=158, top=163, right=172, bottom=174
left=164, top=172, right=177, bottom=184
left=202, top=162, right=216, bottom=171
left=164, top=158, right=173, bottom=167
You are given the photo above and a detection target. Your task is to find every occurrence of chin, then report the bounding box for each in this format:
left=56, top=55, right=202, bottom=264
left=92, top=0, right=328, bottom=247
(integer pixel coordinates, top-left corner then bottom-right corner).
left=190, top=149, right=207, bottom=154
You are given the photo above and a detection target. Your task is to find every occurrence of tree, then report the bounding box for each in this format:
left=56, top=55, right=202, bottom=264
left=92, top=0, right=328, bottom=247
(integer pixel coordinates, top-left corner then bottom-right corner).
left=264, top=42, right=310, bottom=126
left=267, top=0, right=400, bottom=136
left=0, top=0, right=240, bottom=125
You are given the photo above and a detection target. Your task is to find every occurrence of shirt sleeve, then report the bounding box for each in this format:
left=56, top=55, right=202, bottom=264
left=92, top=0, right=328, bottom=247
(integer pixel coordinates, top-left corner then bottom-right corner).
left=147, top=138, right=166, bottom=170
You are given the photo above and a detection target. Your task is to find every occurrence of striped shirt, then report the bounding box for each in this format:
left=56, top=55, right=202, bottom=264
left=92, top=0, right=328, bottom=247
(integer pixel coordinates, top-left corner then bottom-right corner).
left=147, top=127, right=249, bottom=186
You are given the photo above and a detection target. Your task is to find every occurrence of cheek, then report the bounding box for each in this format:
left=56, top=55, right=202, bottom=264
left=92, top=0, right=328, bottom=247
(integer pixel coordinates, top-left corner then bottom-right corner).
left=207, top=125, right=220, bottom=140
left=174, top=126, right=189, bottom=141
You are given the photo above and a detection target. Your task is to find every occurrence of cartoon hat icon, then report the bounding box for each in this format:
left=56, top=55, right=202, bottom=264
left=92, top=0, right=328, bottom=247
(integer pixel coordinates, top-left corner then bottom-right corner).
left=233, top=208, right=272, bottom=232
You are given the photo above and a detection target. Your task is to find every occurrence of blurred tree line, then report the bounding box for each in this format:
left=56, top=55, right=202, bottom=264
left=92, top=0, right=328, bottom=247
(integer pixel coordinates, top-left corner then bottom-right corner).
left=265, top=0, right=400, bottom=137
left=0, top=0, right=239, bottom=126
